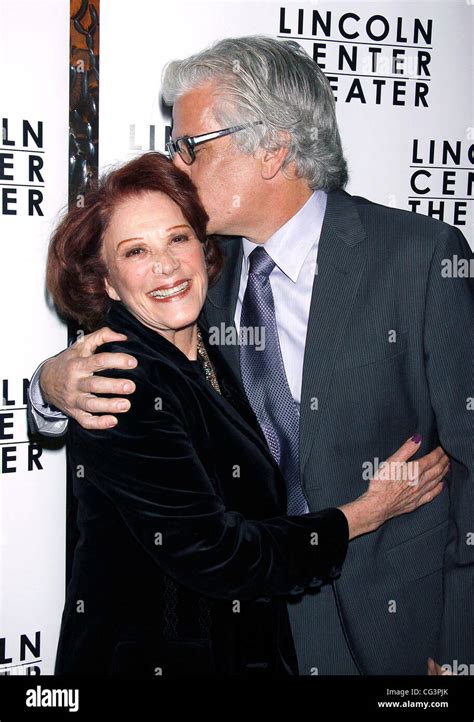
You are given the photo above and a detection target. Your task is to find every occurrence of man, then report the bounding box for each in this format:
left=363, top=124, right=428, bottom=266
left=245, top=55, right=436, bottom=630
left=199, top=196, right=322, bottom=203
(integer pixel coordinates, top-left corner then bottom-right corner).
left=30, top=36, right=473, bottom=675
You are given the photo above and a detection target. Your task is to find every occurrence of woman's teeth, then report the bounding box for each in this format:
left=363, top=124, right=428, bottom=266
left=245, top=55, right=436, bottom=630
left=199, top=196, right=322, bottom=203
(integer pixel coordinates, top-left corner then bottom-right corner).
left=149, top=281, right=189, bottom=299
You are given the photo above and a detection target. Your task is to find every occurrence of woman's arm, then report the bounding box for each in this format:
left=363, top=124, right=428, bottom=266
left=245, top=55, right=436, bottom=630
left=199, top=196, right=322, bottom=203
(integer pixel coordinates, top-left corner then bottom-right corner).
left=70, top=372, right=446, bottom=601
left=69, top=376, right=348, bottom=601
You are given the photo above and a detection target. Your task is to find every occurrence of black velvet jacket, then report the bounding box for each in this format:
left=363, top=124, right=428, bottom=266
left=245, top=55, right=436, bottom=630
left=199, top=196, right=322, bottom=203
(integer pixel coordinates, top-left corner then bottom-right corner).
left=55, top=300, right=348, bottom=677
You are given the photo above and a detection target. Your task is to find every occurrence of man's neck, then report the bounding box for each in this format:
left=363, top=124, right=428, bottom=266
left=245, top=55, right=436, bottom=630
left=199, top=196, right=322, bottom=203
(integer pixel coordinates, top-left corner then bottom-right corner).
left=242, top=183, right=314, bottom=244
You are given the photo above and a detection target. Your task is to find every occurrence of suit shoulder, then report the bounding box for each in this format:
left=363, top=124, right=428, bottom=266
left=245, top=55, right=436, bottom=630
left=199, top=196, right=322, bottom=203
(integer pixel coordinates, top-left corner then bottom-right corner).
left=348, top=191, right=459, bottom=249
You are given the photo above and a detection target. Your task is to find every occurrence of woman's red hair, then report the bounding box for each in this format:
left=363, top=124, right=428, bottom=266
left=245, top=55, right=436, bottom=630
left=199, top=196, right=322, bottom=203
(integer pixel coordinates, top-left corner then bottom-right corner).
left=47, top=152, right=223, bottom=330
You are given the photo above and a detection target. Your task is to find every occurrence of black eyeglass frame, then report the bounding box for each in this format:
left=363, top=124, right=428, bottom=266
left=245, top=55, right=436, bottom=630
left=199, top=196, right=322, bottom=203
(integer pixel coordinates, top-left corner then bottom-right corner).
left=166, top=121, right=263, bottom=165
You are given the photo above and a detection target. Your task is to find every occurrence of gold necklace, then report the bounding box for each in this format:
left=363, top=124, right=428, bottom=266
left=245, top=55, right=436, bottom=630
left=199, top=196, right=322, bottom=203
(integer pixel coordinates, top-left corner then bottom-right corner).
left=196, top=327, right=222, bottom=395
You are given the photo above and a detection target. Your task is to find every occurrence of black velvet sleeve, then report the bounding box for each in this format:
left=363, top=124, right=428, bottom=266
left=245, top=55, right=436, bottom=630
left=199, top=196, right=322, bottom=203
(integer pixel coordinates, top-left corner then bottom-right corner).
left=68, top=373, right=349, bottom=601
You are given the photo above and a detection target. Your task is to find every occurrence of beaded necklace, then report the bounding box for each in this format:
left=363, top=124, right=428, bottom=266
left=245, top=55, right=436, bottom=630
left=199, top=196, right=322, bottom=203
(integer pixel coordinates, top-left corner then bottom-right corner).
left=196, top=327, right=222, bottom=395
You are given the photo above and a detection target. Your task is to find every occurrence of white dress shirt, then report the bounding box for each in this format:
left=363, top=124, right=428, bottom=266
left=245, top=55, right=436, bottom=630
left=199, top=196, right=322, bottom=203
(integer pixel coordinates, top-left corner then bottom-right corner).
left=235, top=190, right=327, bottom=408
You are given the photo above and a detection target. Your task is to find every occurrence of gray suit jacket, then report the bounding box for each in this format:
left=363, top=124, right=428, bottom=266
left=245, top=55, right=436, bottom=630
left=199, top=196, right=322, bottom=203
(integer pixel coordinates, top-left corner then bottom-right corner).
left=199, top=188, right=474, bottom=675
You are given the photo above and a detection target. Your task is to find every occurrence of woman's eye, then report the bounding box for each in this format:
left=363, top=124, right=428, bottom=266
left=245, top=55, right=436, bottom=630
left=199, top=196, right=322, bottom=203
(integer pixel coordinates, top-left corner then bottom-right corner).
left=171, top=235, right=189, bottom=244
left=125, top=247, right=145, bottom=257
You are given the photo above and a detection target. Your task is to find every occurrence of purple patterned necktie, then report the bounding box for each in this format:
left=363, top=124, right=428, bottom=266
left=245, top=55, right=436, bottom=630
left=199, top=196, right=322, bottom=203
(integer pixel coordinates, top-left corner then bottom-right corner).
left=239, top=246, right=309, bottom=515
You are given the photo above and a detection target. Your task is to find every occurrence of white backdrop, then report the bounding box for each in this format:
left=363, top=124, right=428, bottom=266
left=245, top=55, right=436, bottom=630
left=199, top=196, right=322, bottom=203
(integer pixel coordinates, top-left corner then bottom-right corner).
left=100, top=0, right=473, bottom=245
left=0, top=0, right=69, bottom=675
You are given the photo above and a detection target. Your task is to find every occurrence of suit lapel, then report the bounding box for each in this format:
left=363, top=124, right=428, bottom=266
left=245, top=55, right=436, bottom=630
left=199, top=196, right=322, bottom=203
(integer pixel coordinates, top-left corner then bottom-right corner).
left=202, top=235, right=243, bottom=383
left=299, top=189, right=368, bottom=474
left=200, top=196, right=368, bottom=480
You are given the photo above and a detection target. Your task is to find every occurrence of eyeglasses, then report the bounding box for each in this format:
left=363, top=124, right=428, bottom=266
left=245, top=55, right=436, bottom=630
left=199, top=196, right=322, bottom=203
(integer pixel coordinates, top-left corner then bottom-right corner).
left=166, top=121, right=263, bottom=165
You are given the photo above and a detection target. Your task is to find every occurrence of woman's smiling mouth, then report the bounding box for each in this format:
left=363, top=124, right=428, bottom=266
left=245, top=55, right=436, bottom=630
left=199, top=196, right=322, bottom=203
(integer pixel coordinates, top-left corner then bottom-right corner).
left=148, top=279, right=192, bottom=302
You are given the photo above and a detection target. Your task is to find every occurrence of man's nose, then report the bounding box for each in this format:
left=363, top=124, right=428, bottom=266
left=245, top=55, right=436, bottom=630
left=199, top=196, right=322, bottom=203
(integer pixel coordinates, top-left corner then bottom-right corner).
left=172, top=154, right=192, bottom=177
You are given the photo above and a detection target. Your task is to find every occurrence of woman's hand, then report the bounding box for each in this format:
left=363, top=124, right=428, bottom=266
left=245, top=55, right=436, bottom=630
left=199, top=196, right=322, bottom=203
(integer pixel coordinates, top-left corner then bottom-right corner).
left=339, top=436, right=449, bottom=539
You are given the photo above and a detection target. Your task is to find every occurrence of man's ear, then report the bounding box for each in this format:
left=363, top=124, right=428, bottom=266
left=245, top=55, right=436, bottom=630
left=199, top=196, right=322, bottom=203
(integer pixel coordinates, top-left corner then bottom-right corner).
left=259, top=132, right=291, bottom=180
left=104, top=276, right=121, bottom=301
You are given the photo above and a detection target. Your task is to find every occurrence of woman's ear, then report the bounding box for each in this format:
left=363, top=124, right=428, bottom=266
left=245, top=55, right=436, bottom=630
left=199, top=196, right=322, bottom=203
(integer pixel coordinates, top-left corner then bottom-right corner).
left=104, top=276, right=121, bottom=301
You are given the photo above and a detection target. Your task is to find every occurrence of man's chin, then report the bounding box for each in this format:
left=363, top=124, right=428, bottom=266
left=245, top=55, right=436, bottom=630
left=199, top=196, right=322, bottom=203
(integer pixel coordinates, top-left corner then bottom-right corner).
left=206, top=218, right=234, bottom=237
left=207, top=226, right=234, bottom=237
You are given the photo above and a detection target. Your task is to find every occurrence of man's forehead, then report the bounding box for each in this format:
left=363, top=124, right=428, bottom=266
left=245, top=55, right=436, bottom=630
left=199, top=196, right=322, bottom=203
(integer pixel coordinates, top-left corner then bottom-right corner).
left=171, top=83, right=219, bottom=135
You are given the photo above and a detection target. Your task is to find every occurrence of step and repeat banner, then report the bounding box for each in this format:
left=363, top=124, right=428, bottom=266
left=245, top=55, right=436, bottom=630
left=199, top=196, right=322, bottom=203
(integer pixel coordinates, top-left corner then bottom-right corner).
left=0, top=0, right=472, bottom=678
left=99, top=0, right=473, bottom=243
left=0, top=0, right=69, bottom=675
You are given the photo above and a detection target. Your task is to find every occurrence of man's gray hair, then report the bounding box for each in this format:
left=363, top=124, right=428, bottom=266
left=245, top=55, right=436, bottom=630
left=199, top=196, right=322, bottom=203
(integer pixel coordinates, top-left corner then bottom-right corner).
left=162, top=36, right=348, bottom=191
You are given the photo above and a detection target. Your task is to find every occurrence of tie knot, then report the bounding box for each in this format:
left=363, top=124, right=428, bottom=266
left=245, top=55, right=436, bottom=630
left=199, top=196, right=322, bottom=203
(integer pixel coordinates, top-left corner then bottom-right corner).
left=248, top=246, right=275, bottom=278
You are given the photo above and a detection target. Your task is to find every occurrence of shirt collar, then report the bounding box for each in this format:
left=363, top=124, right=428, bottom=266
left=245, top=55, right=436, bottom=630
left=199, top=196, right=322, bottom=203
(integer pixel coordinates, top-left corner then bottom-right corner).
left=242, top=190, right=327, bottom=282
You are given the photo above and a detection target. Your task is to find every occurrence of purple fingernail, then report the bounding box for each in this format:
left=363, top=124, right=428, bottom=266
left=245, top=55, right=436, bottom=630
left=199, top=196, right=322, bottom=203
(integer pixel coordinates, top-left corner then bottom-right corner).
left=411, top=434, right=422, bottom=444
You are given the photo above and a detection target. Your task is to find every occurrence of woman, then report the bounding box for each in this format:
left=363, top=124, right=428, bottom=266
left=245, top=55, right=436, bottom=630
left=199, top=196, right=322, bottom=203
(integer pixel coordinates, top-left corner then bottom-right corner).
left=47, top=153, right=446, bottom=677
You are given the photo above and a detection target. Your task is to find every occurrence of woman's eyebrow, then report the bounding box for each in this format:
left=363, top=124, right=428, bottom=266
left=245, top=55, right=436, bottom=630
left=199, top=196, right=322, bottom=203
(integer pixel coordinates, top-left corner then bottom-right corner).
left=116, top=236, right=144, bottom=249
left=117, top=225, right=191, bottom=248
left=166, top=224, right=191, bottom=232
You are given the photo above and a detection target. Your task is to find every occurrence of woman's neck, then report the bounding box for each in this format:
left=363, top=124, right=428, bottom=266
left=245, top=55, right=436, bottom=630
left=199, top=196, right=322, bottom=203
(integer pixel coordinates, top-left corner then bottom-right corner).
left=115, top=302, right=199, bottom=360
left=169, top=323, right=198, bottom=360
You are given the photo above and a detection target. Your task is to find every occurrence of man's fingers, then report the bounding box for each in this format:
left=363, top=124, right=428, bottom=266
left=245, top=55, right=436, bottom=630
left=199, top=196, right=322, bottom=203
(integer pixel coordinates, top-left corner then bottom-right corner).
left=78, top=394, right=131, bottom=415
left=81, top=351, right=138, bottom=375
left=77, top=373, right=136, bottom=397
left=388, top=435, right=422, bottom=464
left=73, top=410, right=119, bottom=430
left=80, top=327, right=128, bottom=354
left=426, top=657, right=452, bottom=675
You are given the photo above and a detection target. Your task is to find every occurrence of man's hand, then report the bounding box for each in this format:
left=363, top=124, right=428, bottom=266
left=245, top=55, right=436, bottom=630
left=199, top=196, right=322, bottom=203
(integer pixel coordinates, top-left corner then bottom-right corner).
left=40, top=327, right=137, bottom=430
left=427, top=657, right=453, bottom=675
